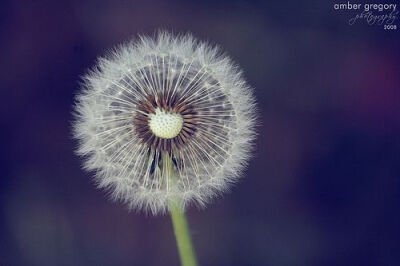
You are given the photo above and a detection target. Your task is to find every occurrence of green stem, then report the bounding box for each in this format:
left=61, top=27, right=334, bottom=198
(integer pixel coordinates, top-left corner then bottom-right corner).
left=164, top=153, right=198, bottom=266
left=169, top=200, right=198, bottom=266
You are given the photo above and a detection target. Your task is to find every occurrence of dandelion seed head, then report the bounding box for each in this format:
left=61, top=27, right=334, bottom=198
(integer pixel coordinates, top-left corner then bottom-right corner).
left=73, top=31, right=257, bottom=214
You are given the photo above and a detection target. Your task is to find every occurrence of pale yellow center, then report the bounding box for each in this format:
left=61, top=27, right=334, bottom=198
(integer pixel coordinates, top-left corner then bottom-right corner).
left=148, top=108, right=183, bottom=139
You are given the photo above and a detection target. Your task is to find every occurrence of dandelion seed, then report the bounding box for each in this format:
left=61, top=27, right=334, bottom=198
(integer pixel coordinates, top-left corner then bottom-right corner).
left=72, top=31, right=257, bottom=214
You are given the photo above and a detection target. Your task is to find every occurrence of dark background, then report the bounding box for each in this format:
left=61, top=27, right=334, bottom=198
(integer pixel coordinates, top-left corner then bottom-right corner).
left=1, top=0, right=400, bottom=265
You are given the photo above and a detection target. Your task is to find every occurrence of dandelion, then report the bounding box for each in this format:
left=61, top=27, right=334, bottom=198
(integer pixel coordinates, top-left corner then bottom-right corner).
left=73, top=31, right=256, bottom=265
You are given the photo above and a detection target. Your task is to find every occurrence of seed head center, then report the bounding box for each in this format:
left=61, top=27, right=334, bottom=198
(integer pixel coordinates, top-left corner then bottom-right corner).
left=148, top=108, right=183, bottom=139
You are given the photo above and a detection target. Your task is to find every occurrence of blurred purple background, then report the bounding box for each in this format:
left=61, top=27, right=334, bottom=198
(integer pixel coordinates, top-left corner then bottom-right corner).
left=1, top=0, right=400, bottom=265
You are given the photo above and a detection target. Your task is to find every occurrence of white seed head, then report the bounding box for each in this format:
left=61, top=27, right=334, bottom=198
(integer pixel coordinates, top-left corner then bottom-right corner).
left=72, top=31, right=257, bottom=214
left=149, top=108, right=183, bottom=139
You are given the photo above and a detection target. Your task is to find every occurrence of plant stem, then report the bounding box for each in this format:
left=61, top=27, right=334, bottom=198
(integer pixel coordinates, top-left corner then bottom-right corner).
left=164, top=153, right=198, bottom=266
left=169, top=200, right=198, bottom=266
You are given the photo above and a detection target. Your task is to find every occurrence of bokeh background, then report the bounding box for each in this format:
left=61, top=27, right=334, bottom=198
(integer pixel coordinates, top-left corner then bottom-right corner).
left=1, top=0, right=400, bottom=265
